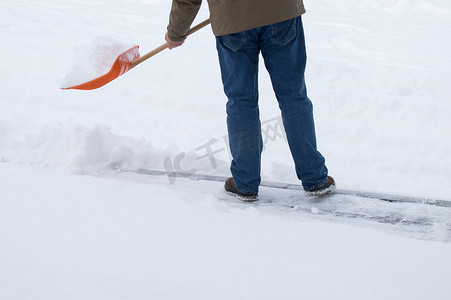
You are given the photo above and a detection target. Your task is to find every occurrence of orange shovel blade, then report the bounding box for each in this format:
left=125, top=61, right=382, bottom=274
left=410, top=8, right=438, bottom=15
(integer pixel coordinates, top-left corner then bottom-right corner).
left=61, top=46, right=140, bottom=90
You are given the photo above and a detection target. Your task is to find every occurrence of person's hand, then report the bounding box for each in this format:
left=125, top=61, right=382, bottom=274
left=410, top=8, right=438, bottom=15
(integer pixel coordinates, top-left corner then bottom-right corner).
left=165, top=33, right=185, bottom=50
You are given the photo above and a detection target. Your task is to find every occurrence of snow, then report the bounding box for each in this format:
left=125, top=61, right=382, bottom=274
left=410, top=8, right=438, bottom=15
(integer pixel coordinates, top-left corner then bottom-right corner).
left=0, top=0, right=451, bottom=299
left=1, top=163, right=451, bottom=300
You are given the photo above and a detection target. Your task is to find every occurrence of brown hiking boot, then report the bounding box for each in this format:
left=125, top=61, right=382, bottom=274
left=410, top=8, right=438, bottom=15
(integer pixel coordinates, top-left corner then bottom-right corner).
left=305, top=176, right=336, bottom=197
left=224, top=177, right=258, bottom=202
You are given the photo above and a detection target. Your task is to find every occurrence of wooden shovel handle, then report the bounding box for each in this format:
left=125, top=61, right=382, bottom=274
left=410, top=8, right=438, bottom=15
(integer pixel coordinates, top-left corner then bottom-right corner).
left=129, top=18, right=211, bottom=70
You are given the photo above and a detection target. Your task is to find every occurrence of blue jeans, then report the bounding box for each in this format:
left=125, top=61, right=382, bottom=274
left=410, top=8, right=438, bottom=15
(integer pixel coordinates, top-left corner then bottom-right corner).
left=216, top=16, right=328, bottom=194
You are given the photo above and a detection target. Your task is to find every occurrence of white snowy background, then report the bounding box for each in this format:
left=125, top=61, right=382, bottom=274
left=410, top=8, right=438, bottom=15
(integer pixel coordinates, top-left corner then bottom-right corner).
left=1, top=0, right=451, bottom=299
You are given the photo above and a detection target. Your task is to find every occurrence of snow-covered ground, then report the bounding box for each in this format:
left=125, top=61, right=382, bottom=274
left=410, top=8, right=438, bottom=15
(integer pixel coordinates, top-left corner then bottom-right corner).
left=2, top=163, right=451, bottom=300
left=1, top=0, right=451, bottom=299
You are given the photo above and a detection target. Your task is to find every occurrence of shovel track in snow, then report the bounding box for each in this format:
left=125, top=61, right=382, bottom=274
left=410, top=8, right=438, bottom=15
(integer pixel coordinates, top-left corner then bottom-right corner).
left=135, top=168, right=451, bottom=241
left=136, top=168, right=451, bottom=208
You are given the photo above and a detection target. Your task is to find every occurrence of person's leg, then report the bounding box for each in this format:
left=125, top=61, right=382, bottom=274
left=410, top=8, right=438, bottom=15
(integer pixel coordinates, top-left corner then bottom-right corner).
left=216, top=30, right=262, bottom=194
left=260, top=16, right=328, bottom=190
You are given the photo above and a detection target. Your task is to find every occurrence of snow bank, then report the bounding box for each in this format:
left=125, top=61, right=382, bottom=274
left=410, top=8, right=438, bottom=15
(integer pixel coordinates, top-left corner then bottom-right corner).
left=0, top=122, right=164, bottom=174
left=0, top=121, right=226, bottom=178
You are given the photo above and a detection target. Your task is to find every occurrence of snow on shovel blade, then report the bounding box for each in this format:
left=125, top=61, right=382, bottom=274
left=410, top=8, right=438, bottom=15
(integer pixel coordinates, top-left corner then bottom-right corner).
left=61, top=46, right=140, bottom=90
left=61, top=19, right=210, bottom=91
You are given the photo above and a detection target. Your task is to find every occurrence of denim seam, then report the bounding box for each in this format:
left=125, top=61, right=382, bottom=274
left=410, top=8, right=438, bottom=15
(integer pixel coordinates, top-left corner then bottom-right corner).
left=224, top=32, right=246, bottom=52
left=271, top=18, right=297, bottom=46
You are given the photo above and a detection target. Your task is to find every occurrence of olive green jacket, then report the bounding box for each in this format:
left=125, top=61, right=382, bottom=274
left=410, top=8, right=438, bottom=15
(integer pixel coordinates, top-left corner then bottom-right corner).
left=167, top=0, right=306, bottom=41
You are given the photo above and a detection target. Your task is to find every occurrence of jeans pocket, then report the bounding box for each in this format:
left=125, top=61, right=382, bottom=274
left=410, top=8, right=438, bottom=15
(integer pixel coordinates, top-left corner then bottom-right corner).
left=222, top=31, right=246, bottom=52
left=271, top=18, right=297, bottom=46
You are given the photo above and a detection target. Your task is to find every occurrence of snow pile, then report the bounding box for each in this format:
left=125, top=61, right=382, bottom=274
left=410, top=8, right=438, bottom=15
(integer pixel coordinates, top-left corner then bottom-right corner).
left=0, top=121, right=224, bottom=178
left=0, top=122, right=172, bottom=174
left=61, top=37, right=138, bottom=88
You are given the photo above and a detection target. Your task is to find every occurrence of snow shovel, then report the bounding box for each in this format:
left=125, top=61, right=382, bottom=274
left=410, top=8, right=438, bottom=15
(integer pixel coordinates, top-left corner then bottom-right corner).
left=62, top=19, right=211, bottom=90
